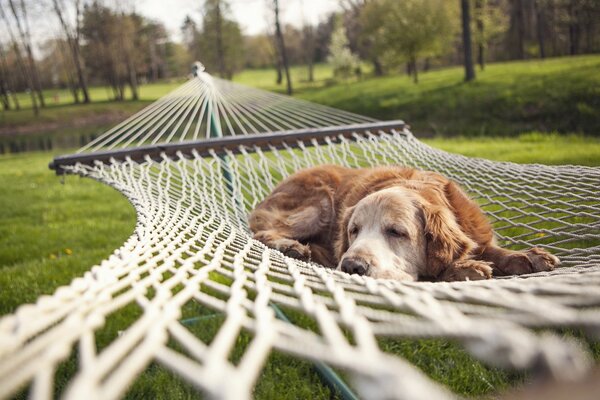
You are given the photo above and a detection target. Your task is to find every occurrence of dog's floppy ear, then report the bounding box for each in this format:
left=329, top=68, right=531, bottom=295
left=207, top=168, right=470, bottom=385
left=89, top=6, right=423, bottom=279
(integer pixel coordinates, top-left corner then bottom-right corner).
left=422, top=202, right=476, bottom=277
left=334, top=205, right=356, bottom=262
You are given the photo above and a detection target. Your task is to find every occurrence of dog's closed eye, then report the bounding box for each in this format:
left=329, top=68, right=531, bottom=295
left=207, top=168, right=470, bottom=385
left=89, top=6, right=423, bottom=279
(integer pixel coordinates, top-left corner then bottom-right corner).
left=349, top=225, right=360, bottom=236
left=385, top=226, right=408, bottom=239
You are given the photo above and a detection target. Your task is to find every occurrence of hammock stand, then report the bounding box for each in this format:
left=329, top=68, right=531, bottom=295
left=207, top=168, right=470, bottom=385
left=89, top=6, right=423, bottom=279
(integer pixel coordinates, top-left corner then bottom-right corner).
left=1, top=69, right=599, bottom=400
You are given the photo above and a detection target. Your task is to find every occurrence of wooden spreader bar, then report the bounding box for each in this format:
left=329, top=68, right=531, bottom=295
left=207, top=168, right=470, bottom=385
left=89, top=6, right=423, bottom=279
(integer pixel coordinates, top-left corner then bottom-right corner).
left=49, top=120, right=406, bottom=174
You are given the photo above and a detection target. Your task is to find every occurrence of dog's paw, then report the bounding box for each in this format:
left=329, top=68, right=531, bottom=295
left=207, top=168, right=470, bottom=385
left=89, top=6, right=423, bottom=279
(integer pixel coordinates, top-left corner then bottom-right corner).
left=526, top=247, right=560, bottom=272
left=440, top=259, right=493, bottom=282
left=273, top=238, right=311, bottom=261
left=497, top=247, right=560, bottom=275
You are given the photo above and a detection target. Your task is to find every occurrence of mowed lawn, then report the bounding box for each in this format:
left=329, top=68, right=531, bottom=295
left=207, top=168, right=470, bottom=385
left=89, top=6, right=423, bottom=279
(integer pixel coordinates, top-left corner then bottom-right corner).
left=1, top=134, right=600, bottom=398
left=294, top=55, right=600, bottom=136
left=1, top=55, right=600, bottom=397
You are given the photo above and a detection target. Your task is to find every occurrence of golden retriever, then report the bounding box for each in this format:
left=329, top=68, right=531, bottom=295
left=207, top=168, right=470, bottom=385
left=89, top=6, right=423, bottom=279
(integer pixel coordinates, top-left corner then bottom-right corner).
left=248, top=165, right=560, bottom=281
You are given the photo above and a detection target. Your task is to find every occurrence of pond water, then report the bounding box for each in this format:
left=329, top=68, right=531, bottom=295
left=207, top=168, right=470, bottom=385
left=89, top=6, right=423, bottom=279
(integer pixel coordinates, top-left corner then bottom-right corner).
left=0, top=125, right=111, bottom=155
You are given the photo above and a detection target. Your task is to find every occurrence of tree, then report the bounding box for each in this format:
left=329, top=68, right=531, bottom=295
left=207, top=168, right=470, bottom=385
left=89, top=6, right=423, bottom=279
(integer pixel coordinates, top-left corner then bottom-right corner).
left=143, top=21, right=169, bottom=81
left=0, top=3, right=38, bottom=114
left=52, top=0, right=90, bottom=103
left=0, top=40, right=21, bottom=110
left=244, top=35, right=276, bottom=69
left=340, top=0, right=384, bottom=76
left=196, top=0, right=243, bottom=79
left=461, top=0, right=476, bottom=81
left=302, top=23, right=316, bottom=82
left=475, top=0, right=485, bottom=69
left=7, top=0, right=45, bottom=107
left=473, top=0, right=508, bottom=70
left=327, top=20, right=360, bottom=79
left=81, top=2, right=127, bottom=100
left=533, top=0, right=546, bottom=58
left=507, top=0, right=526, bottom=59
left=40, top=38, right=81, bottom=103
left=360, top=0, right=457, bottom=83
left=272, top=0, right=292, bottom=94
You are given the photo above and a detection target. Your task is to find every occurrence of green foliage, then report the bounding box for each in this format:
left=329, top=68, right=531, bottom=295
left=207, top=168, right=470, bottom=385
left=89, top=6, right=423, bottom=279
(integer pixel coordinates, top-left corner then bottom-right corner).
left=244, top=34, right=276, bottom=69
left=327, top=20, right=360, bottom=79
left=186, top=0, right=244, bottom=79
left=473, top=0, right=509, bottom=51
left=360, top=0, right=458, bottom=76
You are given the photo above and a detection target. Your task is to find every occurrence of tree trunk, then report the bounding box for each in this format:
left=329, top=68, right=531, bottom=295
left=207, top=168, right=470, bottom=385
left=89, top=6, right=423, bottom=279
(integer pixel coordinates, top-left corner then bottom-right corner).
left=56, top=39, right=80, bottom=103
left=275, top=55, right=283, bottom=84
left=273, top=0, right=292, bottom=95
left=9, top=0, right=45, bottom=107
left=215, top=0, right=226, bottom=78
left=411, top=58, right=418, bottom=84
left=72, top=41, right=90, bottom=103
left=149, top=36, right=159, bottom=81
left=567, top=2, right=579, bottom=55
left=0, top=5, right=37, bottom=115
left=127, top=60, right=138, bottom=100
left=73, top=0, right=89, bottom=103
left=0, top=78, right=10, bottom=110
left=534, top=0, right=546, bottom=59
left=0, top=46, right=20, bottom=110
left=303, top=27, right=315, bottom=82
left=372, top=58, right=384, bottom=76
left=0, top=47, right=10, bottom=110
left=66, top=61, right=80, bottom=104
left=52, top=0, right=90, bottom=104
left=475, top=0, right=485, bottom=70
left=461, top=0, right=476, bottom=82
left=511, top=0, right=525, bottom=59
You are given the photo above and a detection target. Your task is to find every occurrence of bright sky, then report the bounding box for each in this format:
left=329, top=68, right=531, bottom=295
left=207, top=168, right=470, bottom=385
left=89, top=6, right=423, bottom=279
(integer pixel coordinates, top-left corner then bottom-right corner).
left=140, top=0, right=341, bottom=40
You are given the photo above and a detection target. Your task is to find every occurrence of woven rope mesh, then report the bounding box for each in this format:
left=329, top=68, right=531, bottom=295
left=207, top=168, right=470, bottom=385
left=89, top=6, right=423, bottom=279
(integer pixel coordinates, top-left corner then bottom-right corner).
left=1, top=72, right=600, bottom=399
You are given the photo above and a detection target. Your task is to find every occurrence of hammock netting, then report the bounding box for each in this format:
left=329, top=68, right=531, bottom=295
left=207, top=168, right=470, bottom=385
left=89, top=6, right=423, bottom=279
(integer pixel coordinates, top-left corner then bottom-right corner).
left=1, top=71, right=600, bottom=399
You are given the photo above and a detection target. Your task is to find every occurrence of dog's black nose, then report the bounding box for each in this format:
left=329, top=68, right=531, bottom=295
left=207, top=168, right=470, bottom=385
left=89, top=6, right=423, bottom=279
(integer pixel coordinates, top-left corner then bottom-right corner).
left=341, top=258, right=369, bottom=275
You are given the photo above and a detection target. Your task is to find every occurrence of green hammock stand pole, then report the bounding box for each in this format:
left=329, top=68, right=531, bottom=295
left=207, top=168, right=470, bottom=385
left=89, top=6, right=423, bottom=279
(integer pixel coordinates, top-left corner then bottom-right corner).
left=208, top=99, right=233, bottom=193
left=271, top=304, right=360, bottom=400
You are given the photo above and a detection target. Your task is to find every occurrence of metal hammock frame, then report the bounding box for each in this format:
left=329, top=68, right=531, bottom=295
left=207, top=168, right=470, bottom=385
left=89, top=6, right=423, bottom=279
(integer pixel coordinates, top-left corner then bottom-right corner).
left=1, top=70, right=600, bottom=400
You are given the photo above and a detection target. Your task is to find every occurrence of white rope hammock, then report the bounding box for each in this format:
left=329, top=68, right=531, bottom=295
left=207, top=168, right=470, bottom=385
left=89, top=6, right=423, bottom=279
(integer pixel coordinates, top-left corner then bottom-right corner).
left=2, top=70, right=600, bottom=399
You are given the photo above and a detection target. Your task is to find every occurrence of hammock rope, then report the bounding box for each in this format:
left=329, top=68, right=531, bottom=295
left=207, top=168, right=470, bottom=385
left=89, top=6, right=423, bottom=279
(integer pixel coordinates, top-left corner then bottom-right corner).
left=1, top=71, right=600, bottom=400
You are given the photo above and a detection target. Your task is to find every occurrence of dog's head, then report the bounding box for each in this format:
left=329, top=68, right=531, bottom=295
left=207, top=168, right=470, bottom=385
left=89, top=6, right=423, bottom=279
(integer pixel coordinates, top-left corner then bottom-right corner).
left=335, top=187, right=475, bottom=280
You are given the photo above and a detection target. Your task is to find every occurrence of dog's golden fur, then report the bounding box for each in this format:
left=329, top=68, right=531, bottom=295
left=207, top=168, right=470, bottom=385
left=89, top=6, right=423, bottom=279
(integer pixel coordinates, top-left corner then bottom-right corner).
left=249, top=165, right=559, bottom=281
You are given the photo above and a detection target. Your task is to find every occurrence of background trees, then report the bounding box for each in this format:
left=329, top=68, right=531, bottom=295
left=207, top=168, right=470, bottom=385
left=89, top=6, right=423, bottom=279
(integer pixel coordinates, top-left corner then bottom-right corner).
left=182, top=0, right=243, bottom=80
left=0, top=0, right=599, bottom=112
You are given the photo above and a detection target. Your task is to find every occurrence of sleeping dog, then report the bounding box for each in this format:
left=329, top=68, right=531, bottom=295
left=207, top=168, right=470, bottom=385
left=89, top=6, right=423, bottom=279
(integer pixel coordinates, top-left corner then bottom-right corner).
left=249, top=165, right=559, bottom=281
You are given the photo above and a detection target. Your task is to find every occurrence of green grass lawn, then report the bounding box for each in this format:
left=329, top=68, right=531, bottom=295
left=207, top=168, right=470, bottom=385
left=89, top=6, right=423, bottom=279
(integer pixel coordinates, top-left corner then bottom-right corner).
left=1, top=134, right=599, bottom=398
left=296, top=55, right=600, bottom=136
left=1, top=54, right=599, bottom=398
